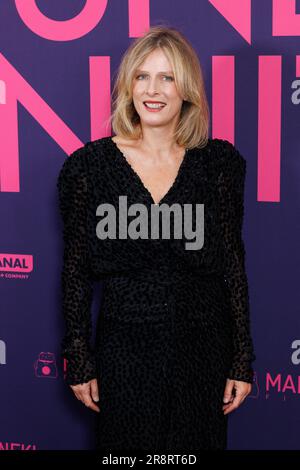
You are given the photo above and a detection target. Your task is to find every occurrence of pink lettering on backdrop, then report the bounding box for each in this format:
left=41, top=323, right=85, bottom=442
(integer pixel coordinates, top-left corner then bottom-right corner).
left=2, top=2, right=285, bottom=201
left=273, top=0, right=300, bottom=36
left=296, top=55, right=300, bottom=76
left=212, top=56, right=235, bottom=143
left=0, top=53, right=84, bottom=192
left=90, top=56, right=111, bottom=140
left=266, top=373, right=300, bottom=394
left=282, top=375, right=296, bottom=394
left=258, top=56, right=281, bottom=202
left=0, top=80, right=5, bottom=104
left=14, top=0, right=108, bottom=41
left=208, top=0, right=251, bottom=44
left=0, top=442, right=36, bottom=450
left=128, top=0, right=150, bottom=37
left=266, top=373, right=281, bottom=391
left=14, top=0, right=150, bottom=40
left=0, top=254, right=33, bottom=272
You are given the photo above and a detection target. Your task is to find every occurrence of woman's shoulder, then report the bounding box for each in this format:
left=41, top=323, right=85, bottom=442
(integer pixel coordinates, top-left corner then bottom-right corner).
left=201, top=138, right=246, bottom=172
left=57, top=137, right=114, bottom=182
left=57, top=143, right=90, bottom=188
left=64, top=136, right=114, bottom=162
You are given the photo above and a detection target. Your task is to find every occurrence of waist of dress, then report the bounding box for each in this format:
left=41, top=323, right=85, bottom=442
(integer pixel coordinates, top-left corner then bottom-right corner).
left=101, top=265, right=225, bottom=286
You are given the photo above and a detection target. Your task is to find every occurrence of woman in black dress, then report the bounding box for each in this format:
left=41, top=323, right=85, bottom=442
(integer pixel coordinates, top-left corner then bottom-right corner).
left=57, top=25, right=256, bottom=451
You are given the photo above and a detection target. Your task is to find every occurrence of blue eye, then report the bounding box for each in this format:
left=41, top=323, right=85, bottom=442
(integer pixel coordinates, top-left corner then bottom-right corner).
left=135, top=74, right=174, bottom=81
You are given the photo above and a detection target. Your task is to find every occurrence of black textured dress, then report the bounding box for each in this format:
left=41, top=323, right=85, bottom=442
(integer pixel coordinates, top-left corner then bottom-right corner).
left=57, top=136, right=256, bottom=451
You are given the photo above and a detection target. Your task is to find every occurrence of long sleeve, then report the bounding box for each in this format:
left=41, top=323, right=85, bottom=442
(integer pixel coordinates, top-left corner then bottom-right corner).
left=57, top=147, right=97, bottom=386
left=217, top=141, right=256, bottom=383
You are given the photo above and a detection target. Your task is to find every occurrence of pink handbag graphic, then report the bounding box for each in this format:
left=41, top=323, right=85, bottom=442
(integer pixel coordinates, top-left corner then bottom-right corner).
left=34, top=352, right=58, bottom=378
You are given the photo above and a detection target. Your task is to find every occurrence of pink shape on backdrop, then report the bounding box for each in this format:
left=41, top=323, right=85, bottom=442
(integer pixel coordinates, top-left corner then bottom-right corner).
left=212, top=56, right=235, bottom=143
left=90, top=56, right=111, bottom=140
left=0, top=80, right=6, bottom=104
left=42, top=366, right=51, bottom=375
left=209, top=0, right=251, bottom=44
left=296, top=56, right=300, bottom=76
left=257, top=56, right=281, bottom=202
left=0, top=254, right=33, bottom=272
left=273, top=0, right=300, bottom=36
left=0, top=49, right=148, bottom=192
left=128, top=0, right=150, bottom=37
left=0, top=53, right=84, bottom=192
left=1, top=3, right=283, bottom=202
left=14, top=0, right=150, bottom=40
left=14, top=0, right=108, bottom=41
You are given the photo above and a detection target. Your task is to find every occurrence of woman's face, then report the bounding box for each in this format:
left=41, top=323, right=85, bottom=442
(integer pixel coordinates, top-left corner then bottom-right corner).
left=132, top=48, right=184, bottom=130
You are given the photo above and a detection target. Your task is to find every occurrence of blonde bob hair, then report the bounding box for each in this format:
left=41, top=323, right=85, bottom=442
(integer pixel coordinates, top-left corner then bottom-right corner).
left=107, top=25, right=210, bottom=150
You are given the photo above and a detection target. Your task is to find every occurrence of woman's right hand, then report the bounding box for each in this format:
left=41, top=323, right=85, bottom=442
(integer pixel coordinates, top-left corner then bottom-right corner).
left=70, top=378, right=100, bottom=413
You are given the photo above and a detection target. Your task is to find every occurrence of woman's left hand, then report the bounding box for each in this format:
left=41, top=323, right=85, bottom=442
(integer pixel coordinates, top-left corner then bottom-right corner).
left=222, top=378, right=252, bottom=415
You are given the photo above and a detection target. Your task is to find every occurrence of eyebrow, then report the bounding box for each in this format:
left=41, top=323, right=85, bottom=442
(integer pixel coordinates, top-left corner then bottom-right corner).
left=135, top=69, right=174, bottom=75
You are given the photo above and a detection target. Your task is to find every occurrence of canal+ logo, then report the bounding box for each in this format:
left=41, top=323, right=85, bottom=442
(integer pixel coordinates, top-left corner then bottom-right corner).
left=0, top=253, right=33, bottom=279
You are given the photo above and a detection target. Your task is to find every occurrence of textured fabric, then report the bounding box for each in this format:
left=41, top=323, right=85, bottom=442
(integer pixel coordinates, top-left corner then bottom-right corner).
left=57, top=136, right=256, bottom=451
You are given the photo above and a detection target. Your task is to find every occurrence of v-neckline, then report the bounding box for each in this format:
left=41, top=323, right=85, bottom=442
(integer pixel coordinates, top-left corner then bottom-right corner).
left=109, top=136, right=190, bottom=205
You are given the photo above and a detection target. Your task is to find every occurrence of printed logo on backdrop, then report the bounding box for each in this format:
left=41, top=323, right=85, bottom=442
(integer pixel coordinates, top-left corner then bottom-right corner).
left=265, top=340, right=300, bottom=400
left=34, top=352, right=58, bottom=379
left=0, top=254, right=33, bottom=279
left=0, top=442, right=37, bottom=451
left=243, top=338, right=300, bottom=402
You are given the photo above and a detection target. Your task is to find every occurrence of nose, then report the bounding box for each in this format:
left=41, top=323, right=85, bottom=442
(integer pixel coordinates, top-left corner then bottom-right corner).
left=145, top=77, right=159, bottom=95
